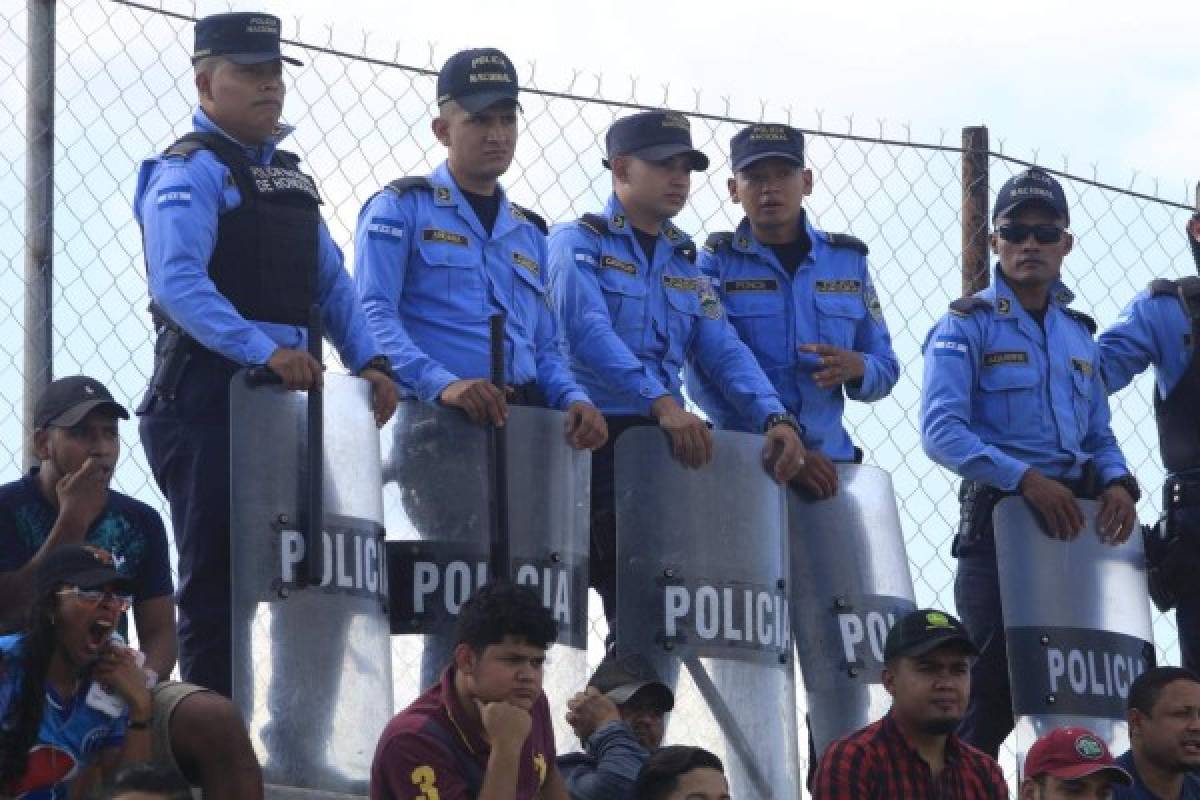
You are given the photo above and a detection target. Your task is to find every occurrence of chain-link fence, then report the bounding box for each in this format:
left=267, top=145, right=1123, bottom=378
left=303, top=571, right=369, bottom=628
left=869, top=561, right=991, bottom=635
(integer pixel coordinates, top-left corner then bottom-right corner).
left=3, top=0, right=1198, bottom=787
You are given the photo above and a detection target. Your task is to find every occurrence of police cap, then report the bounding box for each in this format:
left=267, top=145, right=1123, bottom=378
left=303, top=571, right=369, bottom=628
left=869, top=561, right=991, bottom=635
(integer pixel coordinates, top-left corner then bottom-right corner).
left=730, top=123, right=805, bottom=172
left=993, top=167, right=1070, bottom=226
left=193, top=12, right=302, bottom=67
left=603, top=110, right=709, bottom=171
left=437, top=48, right=520, bottom=113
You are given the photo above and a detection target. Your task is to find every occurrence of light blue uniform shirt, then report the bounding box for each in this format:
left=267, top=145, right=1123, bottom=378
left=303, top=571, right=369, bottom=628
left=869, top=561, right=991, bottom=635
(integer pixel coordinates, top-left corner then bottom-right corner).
left=1098, top=282, right=1193, bottom=397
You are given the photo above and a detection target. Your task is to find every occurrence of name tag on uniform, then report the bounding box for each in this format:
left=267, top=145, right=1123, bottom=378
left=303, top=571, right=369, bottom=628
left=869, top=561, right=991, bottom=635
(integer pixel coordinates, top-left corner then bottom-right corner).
left=983, top=351, right=1029, bottom=367
left=1071, top=358, right=1093, bottom=377
left=512, top=251, right=540, bottom=276
left=366, top=217, right=405, bottom=242
left=724, top=279, right=778, bottom=293
left=815, top=279, right=862, bottom=294
left=422, top=228, right=469, bottom=246
left=663, top=276, right=699, bottom=291
left=600, top=256, right=637, bottom=275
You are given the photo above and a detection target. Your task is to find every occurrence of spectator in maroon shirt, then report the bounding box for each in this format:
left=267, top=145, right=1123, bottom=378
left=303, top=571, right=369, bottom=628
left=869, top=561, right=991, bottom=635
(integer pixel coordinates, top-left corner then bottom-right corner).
left=370, top=581, right=570, bottom=800
left=1019, top=726, right=1130, bottom=799
left=813, top=609, right=1008, bottom=799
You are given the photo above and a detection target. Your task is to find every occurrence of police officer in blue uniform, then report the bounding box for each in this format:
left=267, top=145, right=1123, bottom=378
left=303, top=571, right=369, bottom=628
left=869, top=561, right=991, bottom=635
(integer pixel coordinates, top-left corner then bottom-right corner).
left=688, top=123, right=899, bottom=498
left=546, top=110, right=807, bottom=627
left=133, top=12, right=399, bottom=696
left=1098, top=212, right=1200, bottom=674
left=920, top=168, right=1139, bottom=757
left=354, top=47, right=606, bottom=447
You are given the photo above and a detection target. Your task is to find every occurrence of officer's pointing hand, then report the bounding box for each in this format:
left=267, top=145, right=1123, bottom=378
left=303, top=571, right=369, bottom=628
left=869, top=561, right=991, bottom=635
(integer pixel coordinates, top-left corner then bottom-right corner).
left=440, top=378, right=508, bottom=427
left=1019, top=469, right=1086, bottom=540
left=359, top=368, right=399, bottom=428
left=790, top=449, right=839, bottom=499
left=763, top=423, right=806, bottom=483
left=564, top=402, right=608, bottom=450
left=801, top=344, right=865, bottom=390
left=267, top=348, right=323, bottom=391
left=651, top=396, right=713, bottom=469
left=1098, top=483, right=1137, bottom=545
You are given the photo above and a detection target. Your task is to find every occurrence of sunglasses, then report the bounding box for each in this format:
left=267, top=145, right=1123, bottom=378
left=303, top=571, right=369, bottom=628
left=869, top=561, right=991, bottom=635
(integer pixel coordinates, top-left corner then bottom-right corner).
left=57, top=586, right=133, bottom=613
left=995, top=223, right=1066, bottom=244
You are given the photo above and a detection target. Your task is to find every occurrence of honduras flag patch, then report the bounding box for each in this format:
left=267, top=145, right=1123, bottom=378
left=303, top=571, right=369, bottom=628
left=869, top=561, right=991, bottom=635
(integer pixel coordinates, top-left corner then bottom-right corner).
left=156, top=185, right=192, bottom=209
left=366, top=217, right=405, bottom=242
left=933, top=336, right=969, bottom=357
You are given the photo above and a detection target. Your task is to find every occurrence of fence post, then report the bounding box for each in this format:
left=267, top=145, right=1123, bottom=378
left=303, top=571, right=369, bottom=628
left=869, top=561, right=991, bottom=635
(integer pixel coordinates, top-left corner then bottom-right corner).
left=961, top=125, right=990, bottom=297
left=24, top=0, right=55, bottom=469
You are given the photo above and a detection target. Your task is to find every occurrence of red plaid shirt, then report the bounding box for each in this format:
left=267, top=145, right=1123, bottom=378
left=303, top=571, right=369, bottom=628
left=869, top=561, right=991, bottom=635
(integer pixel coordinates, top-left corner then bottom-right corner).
left=813, top=712, right=1008, bottom=800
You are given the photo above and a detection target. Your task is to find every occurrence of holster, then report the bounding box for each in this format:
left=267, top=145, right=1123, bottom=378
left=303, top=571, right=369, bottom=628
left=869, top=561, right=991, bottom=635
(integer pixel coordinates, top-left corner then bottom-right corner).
left=951, top=479, right=1010, bottom=557
left=136, top=306, right=194, bottom=414
left=1144, top=469, right=1200, bottom=612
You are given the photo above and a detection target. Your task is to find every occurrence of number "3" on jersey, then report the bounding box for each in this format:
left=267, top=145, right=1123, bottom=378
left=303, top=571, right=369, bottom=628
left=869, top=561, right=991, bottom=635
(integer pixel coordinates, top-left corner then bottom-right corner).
left=410, top=765, right=440, bottom=800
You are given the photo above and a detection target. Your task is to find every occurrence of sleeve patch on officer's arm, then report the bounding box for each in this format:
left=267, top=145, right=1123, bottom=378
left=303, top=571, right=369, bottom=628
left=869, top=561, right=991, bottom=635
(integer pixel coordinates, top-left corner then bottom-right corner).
left=698, top=280, right=723, bottom=320
left=156, top=185, right=192, bottom=209
left=366, top=217, right=405, bottom=242
left=983, top=351, right=1029, bottom=367
left=933, top=336, right=969, bottom=357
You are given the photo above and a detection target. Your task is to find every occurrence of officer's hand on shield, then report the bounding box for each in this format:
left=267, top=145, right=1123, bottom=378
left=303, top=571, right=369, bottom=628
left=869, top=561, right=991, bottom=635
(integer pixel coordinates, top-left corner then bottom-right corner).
left=266, top=347, right=324, bottom=391
left=440, top=378, right=509, bottom=426
left=565, top=687, right=620, bottom=742
left=801, top=343, right=866, bottom=390
left=476, top=698, right=533, bottom=749
left=564, top=402, right=608, bottom=450
left=358, top=367, right=399, bottom=428
left=1019, top=468, right=1086, bottom=540
left=651, top=396, right=713, bottom=469
left=1098, top=483, right=1138, bottom=544
left=790, top=449, right=839, bottom=499
left=763, top=422, right=806, bottom=483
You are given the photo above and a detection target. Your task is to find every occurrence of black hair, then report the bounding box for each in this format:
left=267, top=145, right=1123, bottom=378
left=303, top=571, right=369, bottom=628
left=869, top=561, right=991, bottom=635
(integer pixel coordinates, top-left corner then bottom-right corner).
left=454, top=581, right=557, bottom=653
left=635, top=745, right=726, bottom=800
left=1128, top=666, right=1200, bottom=716
left=0, top=588, right=60, bottom=788
left=105, top=762, right=192, bottom=799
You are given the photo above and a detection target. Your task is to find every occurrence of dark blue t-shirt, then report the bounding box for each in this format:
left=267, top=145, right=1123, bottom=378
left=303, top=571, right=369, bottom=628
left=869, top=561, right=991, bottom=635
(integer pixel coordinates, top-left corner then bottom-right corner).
left=1114, top=750, right=1200, bottom=799
left=0, top=470, right=173, bottom=612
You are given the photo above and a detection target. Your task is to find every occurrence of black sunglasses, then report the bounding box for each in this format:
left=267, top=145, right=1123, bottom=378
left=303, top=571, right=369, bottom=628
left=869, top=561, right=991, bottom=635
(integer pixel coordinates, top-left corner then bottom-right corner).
left=995, top=223, right=1066, bottom=244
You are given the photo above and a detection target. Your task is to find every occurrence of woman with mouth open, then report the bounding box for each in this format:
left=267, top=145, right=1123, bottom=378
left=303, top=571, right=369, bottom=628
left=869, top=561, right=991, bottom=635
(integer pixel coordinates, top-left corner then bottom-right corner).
left=0, top=545, right=155, bottom=799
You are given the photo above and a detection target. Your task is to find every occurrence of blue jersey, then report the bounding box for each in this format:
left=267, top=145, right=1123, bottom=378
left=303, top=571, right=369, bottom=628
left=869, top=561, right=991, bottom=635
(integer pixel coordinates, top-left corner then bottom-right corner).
left=133, top=108, right=378, bottom=371
left=1098, top=282, right=1193, bottom=398
left=688, top=216, right=898, bottom=460
left=0, top=635, right=126, bottom=799
left=920, top=266, right=1129, bottom=491
left=546, top=195, right=785, bottom=423
left=353, top=162, right=588, bottom=409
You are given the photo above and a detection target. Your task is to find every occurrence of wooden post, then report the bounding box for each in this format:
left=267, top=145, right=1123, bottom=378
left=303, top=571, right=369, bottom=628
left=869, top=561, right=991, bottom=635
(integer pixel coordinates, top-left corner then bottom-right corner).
left=961, top=126, right=990, bottom=297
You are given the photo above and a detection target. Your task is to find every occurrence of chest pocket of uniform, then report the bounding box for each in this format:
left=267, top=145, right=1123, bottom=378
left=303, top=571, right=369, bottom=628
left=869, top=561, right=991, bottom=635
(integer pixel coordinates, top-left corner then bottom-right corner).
left=815, top=292, right=865, bottom=349
left=596, top=269, right=647, bottom=335
left=1070, top=359, right=1095, bottom=431
left=663, top=283, right=703, bottom=360
left=415, top=232, right=483, bottom=313
left=507, top=254, right=547, bottom=334
left=978, top=365, right=1038, bottom=428
left=725, top=289, right=787, bottom=363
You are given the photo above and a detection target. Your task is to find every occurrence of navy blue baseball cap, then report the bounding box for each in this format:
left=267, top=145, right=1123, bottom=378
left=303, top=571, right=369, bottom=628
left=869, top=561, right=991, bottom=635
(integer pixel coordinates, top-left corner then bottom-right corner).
left=993, top=168, right=1070, bottom=226
left=730, top=123, right=805, bottom=172
left=437, top=48, right=520, bottom=113
left=193, top=12, right=301, bottom=67
left=603, top=110, right=709, bottom=171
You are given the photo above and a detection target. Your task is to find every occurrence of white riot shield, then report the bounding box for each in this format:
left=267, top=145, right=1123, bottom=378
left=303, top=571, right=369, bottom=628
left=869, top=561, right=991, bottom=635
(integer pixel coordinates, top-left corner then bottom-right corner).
left=616, top=427, right=801, bottom=799
left=994, top=497, right=1155, bottom=762
left=383, top=401, right=589, bottom=746
left=230, top=372, right=392, bottom=798
left=788, top=465, right=917, bottom=760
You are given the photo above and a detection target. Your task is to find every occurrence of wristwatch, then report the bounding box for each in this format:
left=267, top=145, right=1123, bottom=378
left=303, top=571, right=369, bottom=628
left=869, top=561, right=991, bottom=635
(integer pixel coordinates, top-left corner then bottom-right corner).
left=763, top=412, right=802, bottom=436
left=1105, top=474, right=1141, bottom=503
left=361, top=355, right=394, bottom=380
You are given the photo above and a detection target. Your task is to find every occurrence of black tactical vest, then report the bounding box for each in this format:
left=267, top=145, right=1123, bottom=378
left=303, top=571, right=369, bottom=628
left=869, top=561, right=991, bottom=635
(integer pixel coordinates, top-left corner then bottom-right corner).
left=1154, top=276, right=1200, bottom=473
left=163, top=131, right=321, bottom=326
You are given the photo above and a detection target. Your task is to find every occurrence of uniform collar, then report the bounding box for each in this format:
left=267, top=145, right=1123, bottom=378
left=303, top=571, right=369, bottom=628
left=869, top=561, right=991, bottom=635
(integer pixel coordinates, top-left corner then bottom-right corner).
left=733, top=210, right=816, bottom=262
left=990, top=263, right=1075, bottom=319
left=192, top=106, right=294, bottom=164
left=431, top=160, right=524, bottom=239
left=602, top=194, right=690, bottom=246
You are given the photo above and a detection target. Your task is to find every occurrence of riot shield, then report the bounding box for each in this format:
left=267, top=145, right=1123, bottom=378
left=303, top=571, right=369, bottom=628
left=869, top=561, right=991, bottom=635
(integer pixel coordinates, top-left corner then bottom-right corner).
left=788, top=464, right=917, bottom=760
left=230, top=371, right=392, bottom=798
left=383, top=401, right=589, bottom=746
left=994, top=496, right=1155, bottom=762
left=616, top=426, right=800, bottom=799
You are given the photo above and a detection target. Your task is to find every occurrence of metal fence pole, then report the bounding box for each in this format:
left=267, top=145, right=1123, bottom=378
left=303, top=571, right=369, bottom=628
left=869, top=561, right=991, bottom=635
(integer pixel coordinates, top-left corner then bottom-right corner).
left=961, top=125, right=990, bottom=296
left=24, top=0, right=55, bottom=469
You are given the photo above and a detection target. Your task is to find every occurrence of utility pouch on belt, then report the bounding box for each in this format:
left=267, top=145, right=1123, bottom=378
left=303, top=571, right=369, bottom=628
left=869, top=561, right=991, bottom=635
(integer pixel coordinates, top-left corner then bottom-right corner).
left=952, top=480, right=1007, bottom=557
left=1145, top=470, right=1200, bottom=612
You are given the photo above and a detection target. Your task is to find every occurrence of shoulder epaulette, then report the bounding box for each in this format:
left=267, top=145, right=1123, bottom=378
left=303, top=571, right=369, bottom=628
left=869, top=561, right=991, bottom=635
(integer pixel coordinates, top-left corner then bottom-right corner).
left=703, top=232, right=734, bottom=254
left=272, top=149, right=302, bottom=170
left=1150, top=278, right=1179, bottom=297
left=949, top=296, right=992, bottom=317
left=578, top=213, right=608, bottom=236
left=385, top=176, right=432, bottom=197
left=826, top=233, right=869, bottom=256
left=1063, top=308, right=1097, bottom=335
left=511, top=203, right=548, bottom=235
left=163, top=132, right=225, bottom=159
left=675, top=242, right=697, bottom=264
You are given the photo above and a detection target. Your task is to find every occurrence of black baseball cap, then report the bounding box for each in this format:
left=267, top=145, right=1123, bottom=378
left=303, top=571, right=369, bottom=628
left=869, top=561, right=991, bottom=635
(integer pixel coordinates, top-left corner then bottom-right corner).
left=603, top=110, right=709, bottom=171
left=193, top=12, right=302, bottom=67
left=730, top=123, right=805, bottom=172
left=884, top=609, right=978, bottom=661
left=993, top=167, right=1070, bottom=226
left=436, top=48, right=520, bottom=113
left=37, top=545, right=133, bottom=597
left=34, top=376, right=129, bottom=430
left=589, top=654, right=675, bottom=711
